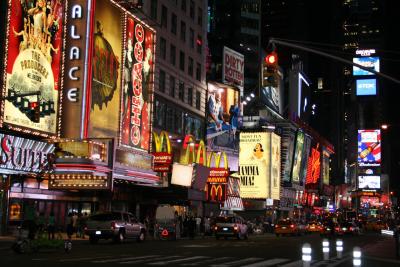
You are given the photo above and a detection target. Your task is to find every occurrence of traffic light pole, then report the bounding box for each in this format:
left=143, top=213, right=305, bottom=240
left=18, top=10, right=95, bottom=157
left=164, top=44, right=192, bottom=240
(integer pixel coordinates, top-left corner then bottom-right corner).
left=269, top=38, right=400, bottom=85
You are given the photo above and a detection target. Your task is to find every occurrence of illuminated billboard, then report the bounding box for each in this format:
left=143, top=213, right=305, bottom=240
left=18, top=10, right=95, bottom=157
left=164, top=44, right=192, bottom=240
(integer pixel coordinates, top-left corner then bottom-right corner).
left=322, top=149, right=330, bottom=185
left=356, top=79, right=377, bottom=96
left=282, top=131, right=295, bottom=183
left=1, top=0, right=64, bottom=136
left=358, top=130, right=381, bottom=165
left=305, top=143, right=321, bottom=185
left=239, top=132, right=271, bottom=199
left=87, top=0, right=122, bottom=138
left=299, top=134, right=311, bottom=185
left=353, top=57, right=380, bottom=76
left=358, top=175, right=380, bottom=189
left=222, top=47, right=244, bottom=89
left=291, top=131, right=305, bottom=183
left=206, top=82, right=240, bottom=150
left=120, top=14, right=155, bottom=151
left=239, top=132, right=281, bottom=200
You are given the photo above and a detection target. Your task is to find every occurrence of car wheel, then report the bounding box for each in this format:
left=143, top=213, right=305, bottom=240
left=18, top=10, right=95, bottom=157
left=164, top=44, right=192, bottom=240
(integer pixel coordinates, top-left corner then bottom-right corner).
left=137, top=231, right=146, bottom=242
left=89, top=236, right=99, bottom=244
left=114, top=230, right=125, bottom=243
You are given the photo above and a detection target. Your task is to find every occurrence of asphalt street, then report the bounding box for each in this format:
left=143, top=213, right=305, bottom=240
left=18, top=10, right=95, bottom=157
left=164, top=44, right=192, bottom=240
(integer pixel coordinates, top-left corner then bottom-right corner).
left=0, top=232, right=399, bottom=267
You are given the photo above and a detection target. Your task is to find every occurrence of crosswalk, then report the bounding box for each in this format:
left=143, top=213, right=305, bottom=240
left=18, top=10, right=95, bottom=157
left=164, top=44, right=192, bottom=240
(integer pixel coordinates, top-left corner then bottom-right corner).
left=52, top=254, right=354, bottom=267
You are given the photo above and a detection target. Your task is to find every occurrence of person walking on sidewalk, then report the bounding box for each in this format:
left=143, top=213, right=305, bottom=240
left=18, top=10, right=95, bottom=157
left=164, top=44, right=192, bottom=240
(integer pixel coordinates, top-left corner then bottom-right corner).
left=47, top=211, right=56, bottom=240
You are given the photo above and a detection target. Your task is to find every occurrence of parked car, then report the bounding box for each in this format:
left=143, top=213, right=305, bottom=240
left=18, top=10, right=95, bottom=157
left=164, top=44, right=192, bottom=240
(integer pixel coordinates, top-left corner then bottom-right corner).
left=320, top=221, right=344, bottom=237
left=85, top=211, right=146, bottom=244
left=340, top=221, right=360, bottom=235
left=306, top=221, right=323, bottom=233
left=275, top=219, right=302, bottom=236
left=214, top=215, right=249, bottom=240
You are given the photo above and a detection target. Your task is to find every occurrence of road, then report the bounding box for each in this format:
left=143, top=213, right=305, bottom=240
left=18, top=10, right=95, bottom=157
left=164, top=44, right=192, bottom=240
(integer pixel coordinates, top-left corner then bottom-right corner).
left=0, top=232, right=399, bottom=267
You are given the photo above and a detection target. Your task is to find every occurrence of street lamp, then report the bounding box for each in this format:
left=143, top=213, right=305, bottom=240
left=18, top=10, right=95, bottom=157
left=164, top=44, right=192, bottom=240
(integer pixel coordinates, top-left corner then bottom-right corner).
left=381, top=124, right=389, bottom=130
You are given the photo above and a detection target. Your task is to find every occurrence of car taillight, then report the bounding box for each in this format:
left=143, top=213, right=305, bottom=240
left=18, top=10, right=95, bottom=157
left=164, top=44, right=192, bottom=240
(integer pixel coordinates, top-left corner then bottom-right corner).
left=233, top=224, right=238, bottom=231
left=350, top=227, right=353, bottom=231
left=111, top=221, right=116, bottom=230
left=335, top=227, right=340, bottom=231
left=290, top=224, right=295, bottom=228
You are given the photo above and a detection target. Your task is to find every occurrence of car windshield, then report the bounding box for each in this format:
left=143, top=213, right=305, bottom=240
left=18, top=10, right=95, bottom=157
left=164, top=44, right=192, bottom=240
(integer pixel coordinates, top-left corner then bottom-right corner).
left=89, top=212, right=122, bottom=221
left=216, top=216, right=235, bottom=223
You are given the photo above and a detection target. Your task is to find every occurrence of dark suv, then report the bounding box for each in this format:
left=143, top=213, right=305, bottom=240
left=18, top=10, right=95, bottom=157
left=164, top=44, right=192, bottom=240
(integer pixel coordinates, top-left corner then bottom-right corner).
left=85, top=211, right=146, bottom=244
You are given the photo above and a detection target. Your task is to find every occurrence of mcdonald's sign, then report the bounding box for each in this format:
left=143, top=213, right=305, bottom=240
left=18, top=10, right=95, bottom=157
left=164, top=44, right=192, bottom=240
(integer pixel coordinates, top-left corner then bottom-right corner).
left=206, top=151, right=229, bottom=183
left=152, top=131, right=173, bottom=172
left=207, top=183, right=226, bottom=202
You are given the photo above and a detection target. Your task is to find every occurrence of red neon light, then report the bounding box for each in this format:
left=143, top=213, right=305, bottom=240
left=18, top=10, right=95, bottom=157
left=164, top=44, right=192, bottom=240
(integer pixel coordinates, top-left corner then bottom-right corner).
left=306, top=144, right=321, bottom=184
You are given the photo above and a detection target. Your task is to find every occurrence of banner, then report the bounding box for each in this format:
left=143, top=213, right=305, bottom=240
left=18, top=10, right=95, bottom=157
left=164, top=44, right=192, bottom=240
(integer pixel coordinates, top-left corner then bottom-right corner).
left=152, top=131, right=172, bottom=172
left=322, top=149, right=330, bottom=185
left=88, top=0, right=122, bottom=138
left=239, top=132, right=271, bottom=199
left=282, top=130, right=295, bottom=183
left=2, top=0, right=64, bottom=136
left=222, top=46, right=244, bottom=89
left=306, top=143, right=321, bottom=185
left=270, top=133, right=281, bottom=200
left=291, top=131, right=305, bottom=183
left=120, top=14, right=155, bottom=150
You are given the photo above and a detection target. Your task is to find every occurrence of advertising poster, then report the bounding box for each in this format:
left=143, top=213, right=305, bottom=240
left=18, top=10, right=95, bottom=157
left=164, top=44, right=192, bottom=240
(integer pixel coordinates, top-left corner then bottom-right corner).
left=88, top=0, right=122, bottom=138
left=206, top=82, right=240, bottom=150
left=282, top=131, right=295, bottom=183
left=358, top=175, right=380, bottom=189
left=239, top=132, right=270, bottom=199
left=306, top=143, right=321, bottom=185
left=356, top=79, right=376, bottom=96
left=322, top=149, right=330, bottom=185
left=353, top=57, right=380, bottom=76
left=291, top=131, right=305, bottom=183
left=358, top=129, right=381, bottom=165
left=121, top=14, right=155, bottom=151
left=270, top=133, right=281, bottom=200
left=222, top=46, right=244, bottom=90
left=261, top=84, right=281, bottom=114
left=2, top=0, right=64, bottom=135
left=299, top=134, right=311, bottom=185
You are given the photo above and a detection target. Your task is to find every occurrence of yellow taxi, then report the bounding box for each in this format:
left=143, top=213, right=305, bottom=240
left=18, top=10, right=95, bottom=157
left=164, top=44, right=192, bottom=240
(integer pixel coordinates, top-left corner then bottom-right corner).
left=306, top=221, right=323, bottom=233
left=274, top=219, right=300, bottom=236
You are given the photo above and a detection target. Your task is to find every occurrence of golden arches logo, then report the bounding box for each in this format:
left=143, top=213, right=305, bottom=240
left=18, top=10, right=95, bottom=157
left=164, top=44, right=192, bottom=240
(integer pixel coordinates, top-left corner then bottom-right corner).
left=180, top=135, right=207, bottom=165
left=206, top=151, right=228, bottom=169
left=209, top=184, right=225, bottom=202
left=152, top=131, right=171, bottom=153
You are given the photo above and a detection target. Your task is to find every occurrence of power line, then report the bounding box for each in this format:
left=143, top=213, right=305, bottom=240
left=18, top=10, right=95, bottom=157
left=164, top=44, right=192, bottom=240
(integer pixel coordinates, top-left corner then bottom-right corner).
left=269, top=38, right=400, bottom=85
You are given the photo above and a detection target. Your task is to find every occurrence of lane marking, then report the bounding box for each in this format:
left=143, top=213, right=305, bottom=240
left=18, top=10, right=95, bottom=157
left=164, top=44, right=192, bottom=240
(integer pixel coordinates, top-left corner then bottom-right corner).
left=241, top=258, right=290, bottom=267
left=120, top=256, right=182, bottom=264
left=148, top=256, right=210, bottom=265
left=92, top=255, right=159, bottom=263
left=210, top=257, right=264, bottom=267
left=181, top=257, right=234, bottom=266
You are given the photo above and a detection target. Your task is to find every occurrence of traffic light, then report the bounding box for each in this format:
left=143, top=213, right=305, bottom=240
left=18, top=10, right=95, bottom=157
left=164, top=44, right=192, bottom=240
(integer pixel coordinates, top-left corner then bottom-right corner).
left=262, top=52, right=279, bottom=87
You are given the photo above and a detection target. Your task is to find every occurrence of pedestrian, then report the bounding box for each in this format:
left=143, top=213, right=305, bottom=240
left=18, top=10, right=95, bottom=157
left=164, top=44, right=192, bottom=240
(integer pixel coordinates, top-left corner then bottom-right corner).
left=77, top=212, right=88, bottom=238
left=72, top=212, right=78, bottom=237
left=47, top=211, right=56, bottom=240
left=66, top=212, right=74, bottom=240
left=23, top=201, right=37, bottom=240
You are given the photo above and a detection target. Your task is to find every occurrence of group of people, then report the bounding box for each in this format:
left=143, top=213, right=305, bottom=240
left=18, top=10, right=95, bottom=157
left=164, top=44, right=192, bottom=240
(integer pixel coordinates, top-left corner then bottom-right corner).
left=66, top=212, right=88, bottom=240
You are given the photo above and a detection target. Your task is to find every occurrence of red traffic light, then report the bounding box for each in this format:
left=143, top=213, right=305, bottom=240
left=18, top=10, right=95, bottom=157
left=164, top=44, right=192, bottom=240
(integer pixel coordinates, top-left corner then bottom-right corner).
left=265, top=52, right=278, bottom=65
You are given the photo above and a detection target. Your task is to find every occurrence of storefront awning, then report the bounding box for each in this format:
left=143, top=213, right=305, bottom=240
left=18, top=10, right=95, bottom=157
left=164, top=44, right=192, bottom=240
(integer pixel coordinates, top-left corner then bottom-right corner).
left=222, top=196, right=244, bottom=211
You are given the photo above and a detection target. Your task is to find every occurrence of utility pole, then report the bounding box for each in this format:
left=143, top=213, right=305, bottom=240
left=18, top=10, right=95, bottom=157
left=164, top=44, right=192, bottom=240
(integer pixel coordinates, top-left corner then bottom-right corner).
left=269, top=38, right=400, bottom=85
